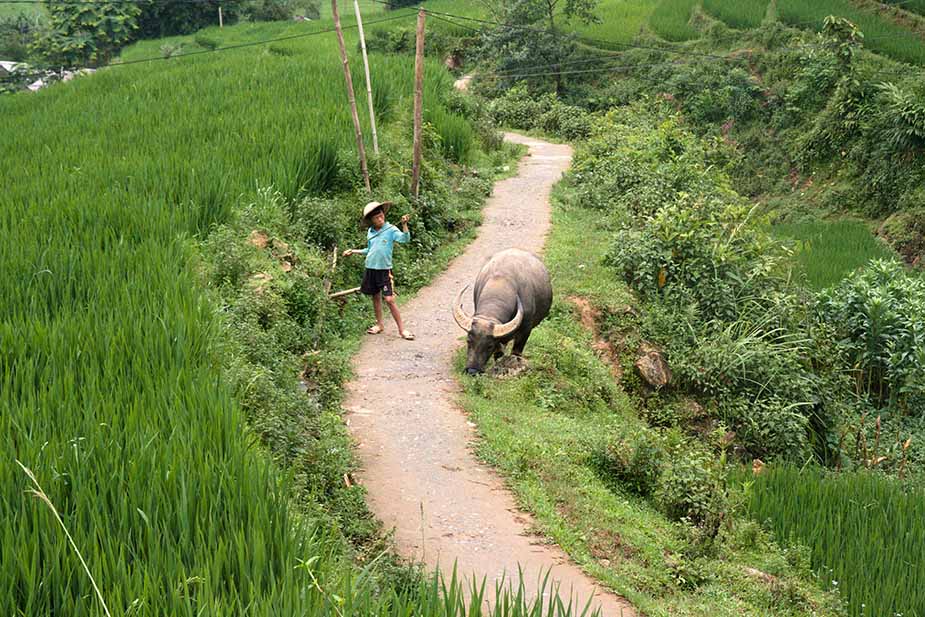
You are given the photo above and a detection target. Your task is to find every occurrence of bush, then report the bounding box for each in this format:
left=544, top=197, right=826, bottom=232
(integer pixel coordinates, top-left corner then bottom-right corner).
left=656, top=449, right=724, bottom=525
left=607, top=194, right=783, bottom=323
left=816, top=259, right=925, bottom=412
left=596, top=429, right=666, bottom=496
left=570, top=104, right=735, bottom=216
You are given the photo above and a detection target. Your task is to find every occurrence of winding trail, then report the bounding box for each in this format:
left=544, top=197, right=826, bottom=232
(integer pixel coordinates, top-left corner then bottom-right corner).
left=344, top=133, right=634, bottom=616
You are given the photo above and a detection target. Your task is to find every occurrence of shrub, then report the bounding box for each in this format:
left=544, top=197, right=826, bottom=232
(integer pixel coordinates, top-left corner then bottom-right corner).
left=656, top=448, right=724, bottom=524
left=596, top=429, right=666, bottom=496
left=570, top=105, right=735, bottom=216
left=607, top=194, right=783, bottom=323
left=816, top=259, right=925, bottom=412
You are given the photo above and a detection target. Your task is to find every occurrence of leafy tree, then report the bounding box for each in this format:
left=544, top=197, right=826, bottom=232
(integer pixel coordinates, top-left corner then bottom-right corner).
left=136, top=0, right=246, bottom=39
left=32, top=0, right=139, bottom=67
left=478, top=0, right=599, bottom=94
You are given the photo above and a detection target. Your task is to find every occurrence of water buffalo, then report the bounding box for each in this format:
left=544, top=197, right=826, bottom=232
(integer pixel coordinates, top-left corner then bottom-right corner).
left=452, top=248, right=552, bottom=375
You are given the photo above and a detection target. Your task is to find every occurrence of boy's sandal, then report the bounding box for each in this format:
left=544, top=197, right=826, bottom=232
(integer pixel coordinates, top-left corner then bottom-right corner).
left=400, top=330, right=415, bottom=341
left=366, top=325, right=383, bottom=335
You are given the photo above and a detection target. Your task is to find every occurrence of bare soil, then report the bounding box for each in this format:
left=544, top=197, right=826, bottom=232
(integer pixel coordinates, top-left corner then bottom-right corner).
left=344, top=134, right=635, bottom=616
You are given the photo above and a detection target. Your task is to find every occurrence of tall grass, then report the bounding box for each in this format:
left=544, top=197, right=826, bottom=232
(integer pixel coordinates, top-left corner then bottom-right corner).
left=777, top=0, right=925, bottom=66
left=0, top=18, right=483, bottom=616
left=746, top=466, right=925, bottom=617
left=702, top=0, right=768, bottom=29
left=649, top=0, right=699, bottom=42
left=773, top=219, right=897, bottom=289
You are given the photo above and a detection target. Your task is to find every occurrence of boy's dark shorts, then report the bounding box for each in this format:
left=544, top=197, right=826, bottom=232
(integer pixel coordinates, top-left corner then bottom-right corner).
left=361, top=268, right=394, bottom=297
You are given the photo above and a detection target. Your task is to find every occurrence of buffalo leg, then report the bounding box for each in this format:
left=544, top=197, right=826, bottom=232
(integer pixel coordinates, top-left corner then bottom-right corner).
left=511, top=330, right=531, bottom=356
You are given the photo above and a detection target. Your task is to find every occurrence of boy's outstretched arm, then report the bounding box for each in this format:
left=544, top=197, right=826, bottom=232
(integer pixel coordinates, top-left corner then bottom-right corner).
left=396, top=214, right=411, bottom=243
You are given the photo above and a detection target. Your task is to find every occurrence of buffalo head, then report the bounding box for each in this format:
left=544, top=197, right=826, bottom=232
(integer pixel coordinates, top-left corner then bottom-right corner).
left=453, top=285, right=523, bottom=375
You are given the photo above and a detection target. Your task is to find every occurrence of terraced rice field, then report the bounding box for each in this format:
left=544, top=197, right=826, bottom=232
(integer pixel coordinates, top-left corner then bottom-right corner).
left=0, top=16, right=479, bottom=615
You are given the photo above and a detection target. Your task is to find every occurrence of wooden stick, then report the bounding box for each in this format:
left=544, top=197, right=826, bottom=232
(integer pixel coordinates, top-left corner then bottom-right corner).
left=354, top=0, right=379, bottom=155
left=331, top=0, right=372, bottom=193
left=410, top=8, right=426, bottom=198
left=329, top=286, right=361, bottom=299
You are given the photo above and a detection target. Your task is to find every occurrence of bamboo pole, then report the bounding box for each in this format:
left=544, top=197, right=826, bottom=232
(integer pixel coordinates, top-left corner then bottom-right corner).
left=218, top=5, right=223, bottom=28
left=354, top=0, right=379, bottom=155
left=410, top=7, right=426, bottom=198
left=331, top=0, right=372, bottom=193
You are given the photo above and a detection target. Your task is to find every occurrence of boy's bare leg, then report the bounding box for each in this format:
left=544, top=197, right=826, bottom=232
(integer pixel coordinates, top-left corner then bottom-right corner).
left=372, top=293, right=385, bottom=330
left=383, top=295, right=405, bottom=333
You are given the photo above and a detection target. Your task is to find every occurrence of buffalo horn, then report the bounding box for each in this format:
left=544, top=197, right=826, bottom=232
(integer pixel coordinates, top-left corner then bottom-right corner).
left=453, top=285, right=473, bottom=332
left=492, top=297, right=523, bottom=339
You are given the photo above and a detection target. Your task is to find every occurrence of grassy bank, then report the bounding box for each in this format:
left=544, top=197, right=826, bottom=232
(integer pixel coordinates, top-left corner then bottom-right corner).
left=456, top=184, right=840, bottom=617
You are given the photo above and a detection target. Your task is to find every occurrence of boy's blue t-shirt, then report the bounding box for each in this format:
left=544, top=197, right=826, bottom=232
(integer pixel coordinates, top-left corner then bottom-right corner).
left=359, top=222, right=410, bottom=270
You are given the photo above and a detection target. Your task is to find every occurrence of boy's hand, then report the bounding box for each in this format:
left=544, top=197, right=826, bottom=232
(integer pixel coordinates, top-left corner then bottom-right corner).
left=400, top=214, right=410, bottom=225
left=342, top=249, right=354, bottom=257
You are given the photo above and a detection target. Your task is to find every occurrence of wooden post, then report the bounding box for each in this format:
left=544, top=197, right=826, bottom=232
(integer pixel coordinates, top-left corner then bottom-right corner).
left=354, top=0, right=379, bottom=155
left=332, top=0, right=372, bottom=193
left=410, top=8, right=426, bottom=198
left=218, top=5, right=223, bottom=28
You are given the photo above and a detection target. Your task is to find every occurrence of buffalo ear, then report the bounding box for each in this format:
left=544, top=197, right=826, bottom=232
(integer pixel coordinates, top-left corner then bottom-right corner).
left=492, top=297, right=523, bottom=339
left=453, top=285, right=473, bottom=332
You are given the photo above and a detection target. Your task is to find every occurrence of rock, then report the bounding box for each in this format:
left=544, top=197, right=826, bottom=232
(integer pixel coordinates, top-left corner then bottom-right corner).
left=248, top=230, right=268, bottom=249
left=635, top=342, right=671, bottom=388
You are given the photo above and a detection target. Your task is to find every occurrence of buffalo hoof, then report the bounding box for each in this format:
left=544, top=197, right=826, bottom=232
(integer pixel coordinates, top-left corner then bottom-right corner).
left=466, top=367, right=482, bottom=376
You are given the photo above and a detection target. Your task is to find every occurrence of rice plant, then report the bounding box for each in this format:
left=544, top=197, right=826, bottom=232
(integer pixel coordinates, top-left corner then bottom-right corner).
left=777, top=0, right=925, bottom=66
left=773, top=219, right=897, bottom=290
left=746, top=466, right=925, bottom=617
left=648, top=0, right=699, bottom=42
left=702, top=0, right=768, bottom=29
left=571, top=0, right=657, bottom=48
left=0, top=17, right=489, bottom=617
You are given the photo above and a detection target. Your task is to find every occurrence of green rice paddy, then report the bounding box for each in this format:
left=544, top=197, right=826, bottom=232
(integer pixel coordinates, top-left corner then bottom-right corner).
left=777, top=0, right=925, bottom=66
left=773, top=219, right=898, bottom=290
left=0, top=16, right=501, bottom=615
left=648, top=0, right=698, bottom=42
left=702, top=0, right=768, bottom=29
left=746, top=466, right=925, bottom=617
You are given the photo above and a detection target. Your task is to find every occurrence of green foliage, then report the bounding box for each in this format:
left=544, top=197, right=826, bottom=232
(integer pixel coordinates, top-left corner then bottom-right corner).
left=0, top=11, right=43, bottom=60
left=570, top=104, right=734, bottom=216
left=425, top=105, right=475, bottom=163
left=655, top=448, right=724, bottom=525
left=475, top=0, right=600, bottom=94
left=595, top=428, right=665, bottom=496
left=32, top=0, right=139, bottom=66
left=246, top=0, right=314, bottom=23
left=608, top=195, right=782, bottom=322
left=816, top=259, right=925, bottom=412
left=649, top=0, right=698, bottom=42
left=485, top=85, right=592, bottom=139
left=136, top=0, right=245, bottom=39
left=570, top=104, right=853, bottom=461
left=777, top=0, right=925, bottom=66
left=746, top=466, right=925, bottom=617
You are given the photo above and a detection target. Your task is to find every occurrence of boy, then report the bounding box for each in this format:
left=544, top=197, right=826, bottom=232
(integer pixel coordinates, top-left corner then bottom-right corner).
left=343, top=201, right=415, bottom=340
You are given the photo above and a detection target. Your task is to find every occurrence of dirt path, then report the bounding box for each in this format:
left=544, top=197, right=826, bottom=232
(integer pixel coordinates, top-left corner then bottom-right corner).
left=344, top=134, right=634, bottom=616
